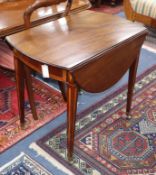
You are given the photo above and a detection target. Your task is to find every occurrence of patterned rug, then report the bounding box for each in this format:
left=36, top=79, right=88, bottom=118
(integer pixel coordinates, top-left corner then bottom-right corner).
left=0, top=67, right=66, bottom=153
left=0, top=152, right=52, bottom=175
left=32, top=65, right=156, bottom=175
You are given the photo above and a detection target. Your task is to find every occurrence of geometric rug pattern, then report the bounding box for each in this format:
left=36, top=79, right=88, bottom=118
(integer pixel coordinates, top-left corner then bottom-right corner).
left=0, top=152, right=53, bottom=175
left=35, top=65, right=156, bottom=175
left=0, top=67, right=66, bottom=153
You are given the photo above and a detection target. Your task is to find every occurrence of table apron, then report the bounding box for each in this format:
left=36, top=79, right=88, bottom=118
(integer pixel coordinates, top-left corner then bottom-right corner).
left=15, top=51, right=67, bottom=82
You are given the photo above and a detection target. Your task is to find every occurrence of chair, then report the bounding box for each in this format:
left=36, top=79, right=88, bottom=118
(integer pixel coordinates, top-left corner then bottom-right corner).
left=124, top=0, right=156, bottom=28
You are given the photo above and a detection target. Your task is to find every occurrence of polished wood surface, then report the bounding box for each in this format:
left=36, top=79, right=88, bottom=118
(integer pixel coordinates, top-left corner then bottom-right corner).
left=0, top=0, right=91, bottom=37
left=123, top=0, right=156, bottom=28
left=7, top=11, right=146, bottom=70
left=6, top=10, right=147, bottom=160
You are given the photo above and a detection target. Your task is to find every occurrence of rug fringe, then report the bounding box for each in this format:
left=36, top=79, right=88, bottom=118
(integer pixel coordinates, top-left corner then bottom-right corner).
left=29, top=143, right=75, bottom=175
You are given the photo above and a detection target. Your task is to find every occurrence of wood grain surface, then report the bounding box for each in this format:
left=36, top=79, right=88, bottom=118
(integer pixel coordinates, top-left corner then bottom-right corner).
left=0, top=0, right=91, bottom=37
left=7, top=10, right=146, bottom=70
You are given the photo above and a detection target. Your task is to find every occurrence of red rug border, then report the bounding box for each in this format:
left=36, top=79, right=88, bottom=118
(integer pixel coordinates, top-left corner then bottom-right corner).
left=0, top=69, right=66, bottom=153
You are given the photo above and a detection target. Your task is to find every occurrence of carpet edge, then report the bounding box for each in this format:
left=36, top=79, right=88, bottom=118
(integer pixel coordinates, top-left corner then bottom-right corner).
left=29, top=142, right=76, bottom=175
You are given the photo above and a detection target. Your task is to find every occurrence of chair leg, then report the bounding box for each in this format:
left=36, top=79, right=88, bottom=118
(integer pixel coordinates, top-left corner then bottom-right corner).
left=126, top=55, right=139, bottom=119
left=24, top=65, right=38, bottom=120
left=14, top=57, right=25, bottom=126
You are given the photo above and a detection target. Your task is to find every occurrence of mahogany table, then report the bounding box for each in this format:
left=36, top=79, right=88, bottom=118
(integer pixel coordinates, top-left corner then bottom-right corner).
left=0, top=0, right=91, bottom=69
left=6, top=10, right=147, bottom=160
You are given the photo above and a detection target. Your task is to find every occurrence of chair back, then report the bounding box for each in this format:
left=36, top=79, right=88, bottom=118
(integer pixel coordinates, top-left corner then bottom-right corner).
left=24, top=0, right=73, bottom=28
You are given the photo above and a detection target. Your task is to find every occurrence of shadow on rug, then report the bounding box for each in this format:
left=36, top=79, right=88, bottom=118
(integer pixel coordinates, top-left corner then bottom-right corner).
left=32, top=65, right=156, bottom=175
left=0, top=67, right=66, bottom=153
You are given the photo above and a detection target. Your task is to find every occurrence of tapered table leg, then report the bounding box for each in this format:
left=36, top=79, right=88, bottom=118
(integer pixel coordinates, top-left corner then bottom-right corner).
left=67, top=83, right=78, bottom=161
left=24, top=65, right=38, bottom=120
left=126, top=55, right=139, bottom=118
left=14, top=57, right=25, bottom=126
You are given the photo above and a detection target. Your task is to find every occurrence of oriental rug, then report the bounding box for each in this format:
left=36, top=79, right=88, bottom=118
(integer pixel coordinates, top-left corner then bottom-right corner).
left=0, top=67, right=66, bottom=153
left=0, top=152, right=52, bottom=175
left=32, top=65, right=156, bottom=175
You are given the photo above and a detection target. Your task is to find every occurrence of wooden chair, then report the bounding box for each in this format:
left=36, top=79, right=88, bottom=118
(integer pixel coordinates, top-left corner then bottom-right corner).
left=23, top=0, right=72, bottom=28
left=124, top=0, right=156, bottom=28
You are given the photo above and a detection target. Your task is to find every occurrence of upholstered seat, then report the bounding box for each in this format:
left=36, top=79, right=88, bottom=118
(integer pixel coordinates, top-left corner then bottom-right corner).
left=124, top=0, right=156, bottom=28
left=130, top=0, right=156, bottom=19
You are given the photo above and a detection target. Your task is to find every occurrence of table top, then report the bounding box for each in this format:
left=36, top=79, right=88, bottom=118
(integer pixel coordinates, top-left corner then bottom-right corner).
left=6, top=10, right=147, bottom=70
left=0, top=0, right=90, bottom=37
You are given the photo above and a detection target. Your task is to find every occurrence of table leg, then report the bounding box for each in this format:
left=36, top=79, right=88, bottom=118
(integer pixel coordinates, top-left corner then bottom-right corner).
left=24, top=65, right=38, bottom=120
left=58, top=81, right=67, bottom=101
left=14, top=57, right=25, bottom=126
left=67, top=83, right=78, bottom=161
left=126, top=55, right=139, bottom=118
